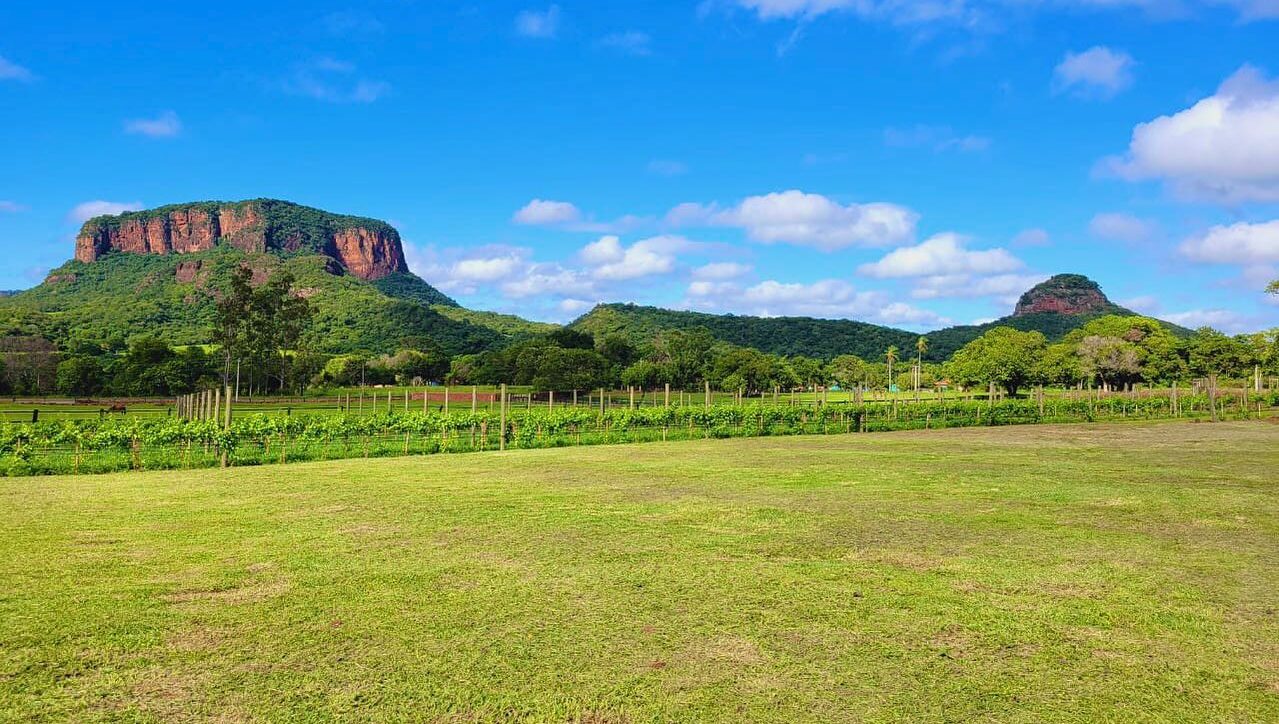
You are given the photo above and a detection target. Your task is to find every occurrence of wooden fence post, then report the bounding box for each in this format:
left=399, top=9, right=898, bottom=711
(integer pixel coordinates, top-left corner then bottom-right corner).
left=499, top=383, right=507, bottom=451
left=665, top=383, right=670, bottom=408
left=705, top=380, right=710, bottom=408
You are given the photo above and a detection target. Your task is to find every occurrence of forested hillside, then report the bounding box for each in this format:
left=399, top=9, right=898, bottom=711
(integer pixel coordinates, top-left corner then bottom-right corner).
left=570, top=303, right=931, bottom=361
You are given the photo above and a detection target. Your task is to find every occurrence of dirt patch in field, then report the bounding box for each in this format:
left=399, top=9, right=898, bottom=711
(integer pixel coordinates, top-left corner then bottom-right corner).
left=166, top=626, right=229, bottom=653
left=698, top=635, right=766, bottom=664
left=162, top=577, right=289, bottom=605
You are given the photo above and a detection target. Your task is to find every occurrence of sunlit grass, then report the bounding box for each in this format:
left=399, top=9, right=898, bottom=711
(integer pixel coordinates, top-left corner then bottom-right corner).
left=1, top=420, right=1277, bottom=721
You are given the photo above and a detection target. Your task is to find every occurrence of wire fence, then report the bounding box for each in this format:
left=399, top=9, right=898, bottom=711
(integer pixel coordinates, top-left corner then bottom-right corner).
left=4, top=390, right=1276, bottom=477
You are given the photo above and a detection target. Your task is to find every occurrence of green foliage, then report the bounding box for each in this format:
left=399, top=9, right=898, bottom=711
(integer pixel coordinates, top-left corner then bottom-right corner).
left=110, top=336, right=218, bottom=395
left=372, top=273, right=458, bottom=307
left=1187, top=328, right=1250, bottom=377
left=427, top=304, right=557, bottom=337
left=946, top=327, right=1048, bottom=395
left=214, top=266, right=314, bottom=393
left=55, top=356, right=105, bottom=396
left=571, top=303, right=926, bottom=361
left=0, top=247, right=505, bottom=357
left=5, top=392, right=1271, bottom=476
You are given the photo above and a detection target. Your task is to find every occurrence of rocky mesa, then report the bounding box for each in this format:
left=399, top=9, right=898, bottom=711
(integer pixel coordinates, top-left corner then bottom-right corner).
left=74, top=199, right=406, bottom=281
left=1013, top=273, right=1122, bottom=317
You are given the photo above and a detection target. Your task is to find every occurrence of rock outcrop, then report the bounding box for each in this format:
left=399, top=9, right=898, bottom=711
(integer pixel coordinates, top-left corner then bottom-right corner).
left=1013, top=274, right=1116, bottom=316
left=74, top=199, right=406, bottom=281
left=330, top=227, right=406, bottom=282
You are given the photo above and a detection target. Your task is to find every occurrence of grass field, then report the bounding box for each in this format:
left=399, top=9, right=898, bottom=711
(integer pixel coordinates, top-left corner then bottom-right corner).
left=2, top=421, right=1277, bottom=722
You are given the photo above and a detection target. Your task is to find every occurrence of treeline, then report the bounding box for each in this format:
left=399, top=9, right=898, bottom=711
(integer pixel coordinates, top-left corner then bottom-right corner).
left=3, top=315, right=1276, bottom=399
left=2, top=267, right=1277, bottom=398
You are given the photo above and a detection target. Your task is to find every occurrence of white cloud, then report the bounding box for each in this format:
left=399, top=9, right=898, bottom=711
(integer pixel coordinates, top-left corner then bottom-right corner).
left=0, top=201, right=27, bottom=213
left=647, top=159, right=688, bottom=176
left=124, top=111, right=182, bottom=138
left=68, top=201, right=143, bottom=223
left=579, top=235, right=624, bottom=265
left=501, top=263, right=596, bottom=298
left=692, top=262, right=752, bottom=280
left=558, top=298, right=596, bottom=315
left=664, top=201, right=718, bottom=226
left=1053, top=46, right=1135, bottom=98
left=883, top=125, right=991, bottom=152
left=725, top=0, right=978, bottom=25
left=513, top=199, right=649, bottom=233
left=1012, top=228, right=1051, bottom=247
left=452, top=255, right=526, bottom=283
left=1161, top=308, right=1253, bottom=332
left=721, top=1, right=1276, bottom=29
left=1180, top=220, right=1279, bottom=264
left=513, top=199, right=582, bottom=226
left=671, top=190, right=917, bottom=250
left=1120, top=295, right=1161, bottom=313
left=1088, top=212, right=1157, bottom=244
left=858, top=233, right=1023, bottom=278
left=683, top=276, right=948, bottom=327
left=283, top=58, right=389, bottom=103
left=580, top=234, right=697, bottom=280
left=516, top=6, right=561, bottom=38
left=599, top=31, right=652, bottom=55
left=910, top=273, right=1049, bottom=302
left=0, top=56, right=33, bottom=82
left=1104, top=65, right=1279, bottom=203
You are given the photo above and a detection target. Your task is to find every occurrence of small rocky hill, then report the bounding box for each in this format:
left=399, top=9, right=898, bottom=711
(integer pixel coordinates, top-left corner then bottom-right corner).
left=1013, top=274, right=1127, bottom=317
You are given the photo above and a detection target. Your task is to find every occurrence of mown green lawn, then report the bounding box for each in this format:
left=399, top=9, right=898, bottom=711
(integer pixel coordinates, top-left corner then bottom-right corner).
left=2, top=420, right=1277, bottom=722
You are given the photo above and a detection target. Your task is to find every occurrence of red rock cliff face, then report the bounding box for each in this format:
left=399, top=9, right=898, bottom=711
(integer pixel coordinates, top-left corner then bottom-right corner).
left=217, top=205, right=266, bottom=253
left=330, top=227, right=405, bottom=281
left=76, top=208, right=226, bottom=262
left=1012, top=274, right=1113, bottom=316
left=74, top=201, right=407, bottom=281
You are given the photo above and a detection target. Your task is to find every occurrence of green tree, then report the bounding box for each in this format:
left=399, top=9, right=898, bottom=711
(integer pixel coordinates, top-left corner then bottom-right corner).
left=387, top=348, right=449, bottom=385
left=945, top=327, right=1047, bottom=396
left=647, top=328, right=715, bottom=388
left=1077, top=335, right=1141, bottom=390
left=709, top=348, right=781, bottom=394
left=215, top=267, right=314, bottom=394
left=620, top=360, right=670, bottom=389
left=885, top=346, right=898, bottom=391
left=1187, top=328, right=1248, bottom=379
left=827, top=354, right=869, bottom=391
left=1036, top=342, right=1083, bottom=386
left=596, top=334, right=638, bottom=384
left=786, top=356, right=824, bottom=390
left=214, top=265, right=255, bottom=385
left=55, top=358, right=104, bottom=396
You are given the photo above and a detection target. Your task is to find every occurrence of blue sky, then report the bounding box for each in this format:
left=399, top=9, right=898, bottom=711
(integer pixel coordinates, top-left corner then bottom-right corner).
left=2, top=1, right=1278, bottom=332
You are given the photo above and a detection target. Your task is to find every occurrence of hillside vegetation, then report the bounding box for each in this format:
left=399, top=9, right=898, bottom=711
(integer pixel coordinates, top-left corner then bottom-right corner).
left=0, top=248, right=502, bottom=355
left=571, top=303, right=929, bottom=360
